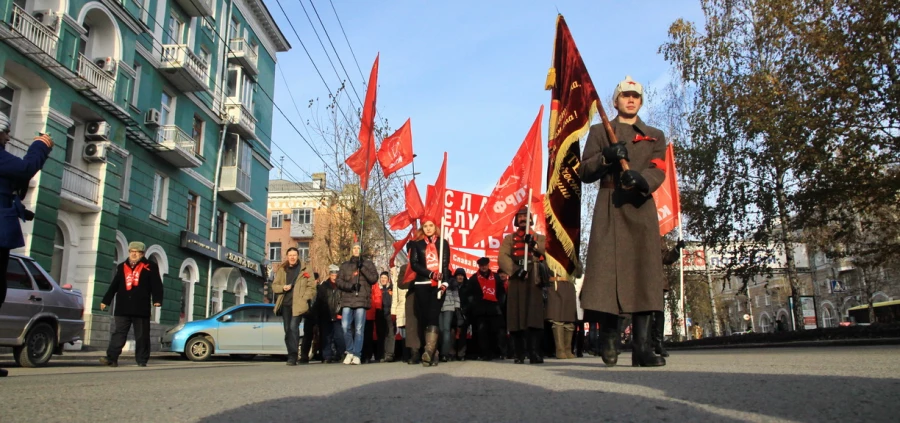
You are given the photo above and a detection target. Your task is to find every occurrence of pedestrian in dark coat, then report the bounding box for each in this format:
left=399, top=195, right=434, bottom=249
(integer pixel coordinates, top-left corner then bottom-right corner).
left=100, top=241, right=164, bottom=367
left=499, top=207, right=547, bottom=364
left=0, top=116, right=53, bottom=378
left=545, top=274, right=577, bottom=359
left=465, top=257, right=507, bottom=360
left=317, top=266, right=345, bottom=363
left=579, top=75, right=668, bottom=368
left=406, top=217, right=450, bottom=366
left=336, top=242, right=379, bottom=365
left=653, top=238, right=684, bottom=358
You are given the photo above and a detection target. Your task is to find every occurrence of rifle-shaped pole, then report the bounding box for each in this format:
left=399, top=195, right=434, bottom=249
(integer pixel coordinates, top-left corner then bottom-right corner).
left=523, top=188, right=533, bottom=276
left=437, top=216, right=446, bottom=299
left=596, top=96, right=630, bottom=172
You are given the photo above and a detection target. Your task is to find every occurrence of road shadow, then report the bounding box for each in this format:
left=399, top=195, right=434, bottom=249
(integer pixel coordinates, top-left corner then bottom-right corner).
left=547, top=363, right=900, bottom=423
left=196, top=373, right=746, bottom=423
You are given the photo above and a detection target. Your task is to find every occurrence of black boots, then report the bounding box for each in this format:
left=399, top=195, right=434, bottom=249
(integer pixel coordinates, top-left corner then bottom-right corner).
left=511, top=331, right=526, bottom=364
left=652, top=310, right=669, bottom=357
left=598, top=313, right=619, bottom=367
left=422, top=326, right=440, bottom=367
left=632, top=312, right=666, bottom=367
left=528, top=328, right=544, bottom=364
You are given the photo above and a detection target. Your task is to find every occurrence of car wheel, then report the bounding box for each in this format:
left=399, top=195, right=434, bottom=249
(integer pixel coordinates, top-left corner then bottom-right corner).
left=15, top=323, right=56, bottom=367
left=186, top=336, right=213, bottom=362
left=231, top=354, right=257, bottom=361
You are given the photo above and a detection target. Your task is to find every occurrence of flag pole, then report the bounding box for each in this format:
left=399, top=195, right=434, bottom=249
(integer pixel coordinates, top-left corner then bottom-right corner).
left=678, top=212, right=686, bottom=339
left=355, top=138, right=372, bottom=296
left=523, top=188, right=533, bottom=273
left=437, top=215, right=446, bottom=299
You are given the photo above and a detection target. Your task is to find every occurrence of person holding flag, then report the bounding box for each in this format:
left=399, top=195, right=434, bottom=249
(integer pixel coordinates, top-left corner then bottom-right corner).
left=406, top=216, right=451, bottom=367
left=579, top=75, right=669, bottom=368
left=499, top=207, right=548, bottom=364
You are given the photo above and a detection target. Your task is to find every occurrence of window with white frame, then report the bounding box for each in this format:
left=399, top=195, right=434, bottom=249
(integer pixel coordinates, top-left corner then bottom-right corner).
left=0, top=85, right=16, bottom=133
left=226, top=65, right=256, bottom=111
left=765, top=294, right=771, bottom=306
left=238, top=221, right=247, bottom=254
left=120, top=154, right=132, bottom=202
left=211, top=288, right=222, bottom=314
left=268, top=242, right=281, bottom=262
left=166, top=13, right=184, bottom=45
left=50, top=224, right=66, bottom=283
left=297, top=242, right=310, bottom=264
left=64, top=125, right=76, bottom=164
left=186, top=192, right=199, bottom=233
left=191, top=114, right=204, bottom=156
left=151, top=172, right=169, bottom=219
left=292, top=208, right=312, bottom=224
left=160, top=91, right=175, bottom=126
left=270, top=211, right=282, bottom=228
left=198, top=47, right=211, bottom=84
left=149, top=255, right=163, bottom=323
left=215, top=209, right=226, bottom=245
left=822, top=305, right=837, bottom=328
left=130, top=62, right=141, bottom=107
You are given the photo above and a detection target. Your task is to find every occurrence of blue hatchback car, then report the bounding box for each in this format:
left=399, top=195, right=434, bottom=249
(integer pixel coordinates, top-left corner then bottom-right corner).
left=160, top=303, right=292, bottom=361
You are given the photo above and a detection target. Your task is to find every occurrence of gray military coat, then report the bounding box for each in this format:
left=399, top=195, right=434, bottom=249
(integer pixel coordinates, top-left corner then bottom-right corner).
left=579, top=116, right=667, bottom=314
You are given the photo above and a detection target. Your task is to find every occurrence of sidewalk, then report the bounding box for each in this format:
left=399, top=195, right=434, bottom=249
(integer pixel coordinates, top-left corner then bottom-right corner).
left=0, top=350, right=183, bottom=362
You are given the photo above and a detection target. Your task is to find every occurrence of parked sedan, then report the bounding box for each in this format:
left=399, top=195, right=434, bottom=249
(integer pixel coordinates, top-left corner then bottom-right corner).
left=0, top=253, right=85, bottom=367
left=160, top=303, right=291, bottom=361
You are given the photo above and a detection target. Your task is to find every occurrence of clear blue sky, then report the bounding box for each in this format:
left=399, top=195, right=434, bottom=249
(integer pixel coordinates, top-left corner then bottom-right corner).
left=268, top=0, right=704, bottom=195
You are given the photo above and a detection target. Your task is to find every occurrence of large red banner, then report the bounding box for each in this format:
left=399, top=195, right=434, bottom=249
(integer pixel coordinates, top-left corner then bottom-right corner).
left=429, top=187, right=513, bottom=250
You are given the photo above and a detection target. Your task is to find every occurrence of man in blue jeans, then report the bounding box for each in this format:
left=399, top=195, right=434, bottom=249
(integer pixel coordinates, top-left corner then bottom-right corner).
left=336, top=243, right=378, bottom=365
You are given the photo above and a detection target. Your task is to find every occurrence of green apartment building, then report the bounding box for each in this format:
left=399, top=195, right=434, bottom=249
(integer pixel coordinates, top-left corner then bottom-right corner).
left=0, top=0, right=290, bottom=348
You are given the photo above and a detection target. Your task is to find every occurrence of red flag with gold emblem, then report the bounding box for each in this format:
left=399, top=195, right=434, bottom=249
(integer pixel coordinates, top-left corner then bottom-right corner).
left=544, top=15, right=599, bottom=278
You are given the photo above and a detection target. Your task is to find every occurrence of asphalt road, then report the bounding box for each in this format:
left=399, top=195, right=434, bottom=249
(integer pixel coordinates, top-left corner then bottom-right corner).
left=2, top=346, right=898, bottom=423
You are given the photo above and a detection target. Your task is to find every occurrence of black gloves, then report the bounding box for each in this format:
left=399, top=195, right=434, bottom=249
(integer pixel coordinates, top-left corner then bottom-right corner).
left=513, top=268, right=528, bottom=280
left=357, top=260, right=364, bottom=270
left=676, top=239, right=686, bottom=251
left=602, top=143, right=629, bottom=164
left=621, top=170, right=649, bottom=192
left=523, top=234, right=538, bottom=250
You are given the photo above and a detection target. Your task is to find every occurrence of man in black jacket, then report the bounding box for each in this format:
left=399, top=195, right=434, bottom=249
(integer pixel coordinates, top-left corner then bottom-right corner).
left=317, top=265, right=345, bottom=363
left=336, top=242, right=378, bottom=365
left=465, top=257, right=507, bottom=361
left=100, top=241, right=163, bottom=367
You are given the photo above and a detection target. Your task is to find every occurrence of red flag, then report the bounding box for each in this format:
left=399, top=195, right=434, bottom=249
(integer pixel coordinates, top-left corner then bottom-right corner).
left=377, top=118, right=413, bottom=177
left=402, top=260, right=417, bottom=283
left=468, top=106, right=543, bottom=246
left=389, top=228, right=416, bottom=267
left=652, top=143, right=681, bottom=236
left=423, top=153, right=447, bottom=224
left=388, top=211, right=411, bottom=231
left=544, top=15, right=599, bottom=278
left=406, top=179, right=425, bottom=220
left=529, top=126, right=547, bottom=235
left=345, top=54, right=379, bottom=190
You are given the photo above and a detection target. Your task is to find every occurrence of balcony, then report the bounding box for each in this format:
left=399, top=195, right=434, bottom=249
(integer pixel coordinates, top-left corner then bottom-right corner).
left=224, top=100, right=256, bottom=139
left=290, top=222, right=313, bottom=238
left=219, top=166, right=251, bottom=203
left=77, top=54, right=116, bottom=103
left=173, top=0, right=213, bottom=17
left=156, top=125, right=202, bottom=168
left=3, top=5, right=58, bottom=60
left=227, top=38, right=258, bottom=76
left=159, top=44, right=209, bottom=92
left=61, top=163, right=101, bottom=212
left=5, top=137, right=29, bottom=158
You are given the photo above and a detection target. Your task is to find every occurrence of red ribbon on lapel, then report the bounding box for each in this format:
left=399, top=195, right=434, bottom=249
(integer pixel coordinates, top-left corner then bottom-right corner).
left=634, top=134, right=657, bottom=142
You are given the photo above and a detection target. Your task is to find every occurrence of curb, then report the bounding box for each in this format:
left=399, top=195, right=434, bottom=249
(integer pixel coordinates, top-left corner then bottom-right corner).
left=665, top=337, right=900, bottom=351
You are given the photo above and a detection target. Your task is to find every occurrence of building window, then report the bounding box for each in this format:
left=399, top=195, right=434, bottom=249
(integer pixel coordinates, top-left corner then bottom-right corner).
left=131, top=63, right=141, bottom=107
left=1, top=85, right=15, bottom=132
left=191, top=114, right=204, bottom=156
left=270, top=211, right=282, bottom=229
left=198, top=47, right=211, bottom=84
left=186, top=193, right=199, bottom=233
left=149, top=255, right=162, bottom=323
left=297, top=242, right=309, bottom=264
left=229, top=16, right=239, bottom=40
left=211, top=289, right=222, bottom=314
left=51, top=224, right=65, bottom=282
left=238, top=221, right=247, bottom=254
left=120, top=154, right=132, bottom=202
left=64, top=125, right=77, bottom=165
left=822, top=305, right=837, bottom=328
left=160, top=91, right=176, bottom=126
left=166, top=13, right=184, bottom=45
left=268, top=242, right=281, bottom=262
left=215, top=209, right=226, bottom=245
left=292, top=208, right=312, bottom=224
left=151, top=173, right=169, bottom=219
left=180, top=280, right=192, bottom=324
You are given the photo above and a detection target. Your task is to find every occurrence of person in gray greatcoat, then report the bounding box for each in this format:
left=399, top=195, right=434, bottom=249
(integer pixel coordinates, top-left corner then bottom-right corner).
left=579, top=75, right=668, bottom=368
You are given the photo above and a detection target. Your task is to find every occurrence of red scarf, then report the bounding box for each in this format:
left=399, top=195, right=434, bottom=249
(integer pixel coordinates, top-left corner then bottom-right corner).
left=477, top=272, right=498, bottom=303
left=425, top=236, right=441, bottom=286
left=124, top=262, right=148, bottom=291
